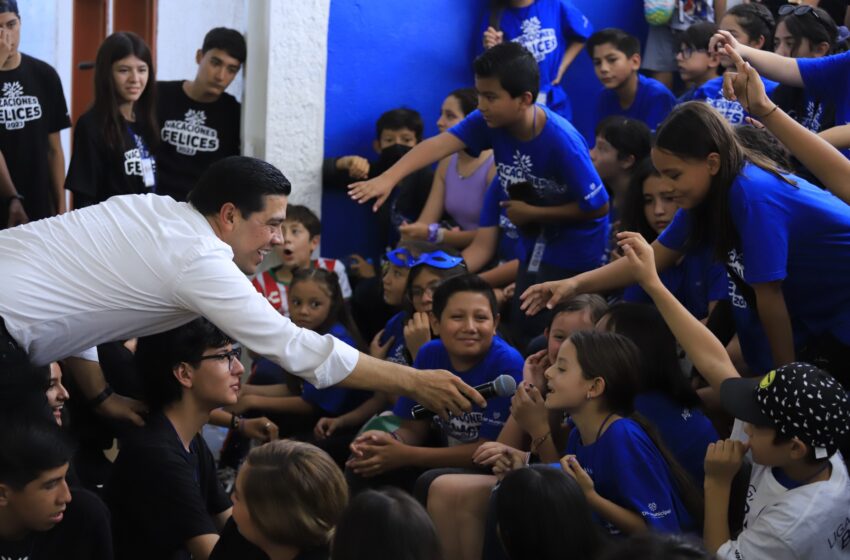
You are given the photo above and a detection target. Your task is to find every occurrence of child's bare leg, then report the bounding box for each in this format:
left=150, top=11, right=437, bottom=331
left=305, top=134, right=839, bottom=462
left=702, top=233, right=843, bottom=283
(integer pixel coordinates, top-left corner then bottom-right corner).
left=427, top=474, right=497, bottom=560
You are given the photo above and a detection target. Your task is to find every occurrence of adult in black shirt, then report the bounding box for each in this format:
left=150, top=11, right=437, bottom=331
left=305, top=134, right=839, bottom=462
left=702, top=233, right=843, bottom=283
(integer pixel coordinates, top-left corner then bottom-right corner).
left=105, top=318, right=241, bottom=560
left=0, top=415, right=113, bottom=560
left=156, top=27, right=244, bottom=201
left=65, top=32, right=158, bottom=208
left=0, top=1, right=71, bottom=221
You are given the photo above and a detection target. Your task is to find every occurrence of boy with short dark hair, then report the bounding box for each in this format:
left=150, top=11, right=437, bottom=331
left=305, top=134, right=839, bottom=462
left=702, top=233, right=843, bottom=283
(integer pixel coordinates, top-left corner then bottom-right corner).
left=349, top=42, right=609, bottom=350
left=588, top=28, right=676, bottom=132
left=675, top=21, right=721, bottom=103
left=0, top=416, right=112, bottom=560
left=156, top=27, right=246, bottom=200
left=252, top=204, right=352, bottom=315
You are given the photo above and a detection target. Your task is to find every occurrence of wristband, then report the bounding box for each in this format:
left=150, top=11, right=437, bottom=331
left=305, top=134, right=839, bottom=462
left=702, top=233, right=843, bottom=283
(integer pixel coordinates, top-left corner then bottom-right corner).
left=427, top=223, right=439, bottom=242
left=389, top=430, right=405, bottom=444
left=88, top=385, right=114, bottom=409
left=755, top=104, right=779, bottom=119
left=230, top=414, right=242, bottom=431
left=4, top=193, right=23, bottom=203
left=530, top=431, right=551, bottom=454
left=436, top=227, right=445, bottom=243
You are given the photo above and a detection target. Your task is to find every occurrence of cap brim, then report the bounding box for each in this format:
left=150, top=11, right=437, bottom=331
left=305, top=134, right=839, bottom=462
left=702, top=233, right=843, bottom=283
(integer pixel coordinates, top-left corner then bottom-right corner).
left=719, top=377, right=774, bottom=427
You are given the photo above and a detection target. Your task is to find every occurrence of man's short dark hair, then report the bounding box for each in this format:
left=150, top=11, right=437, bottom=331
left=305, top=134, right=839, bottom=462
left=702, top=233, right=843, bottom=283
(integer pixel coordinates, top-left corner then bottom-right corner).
left=0, top=415, right=73, bottom=490
left=136, top=318, right=233, bottom=410
left=0, top=0, right=19, bottom=17
left=285, top=204, right=322, bottom=238
left=375, top=109, right=424, bottom=142
left=188, top=156, right=292, bottom=218
left=587, top=28, right=641, bottom=58
left=202, top=27, right=247, bottom=64
left=473, top=42, right=540, bottom=100
left=432, top=274, right=499, bottom=321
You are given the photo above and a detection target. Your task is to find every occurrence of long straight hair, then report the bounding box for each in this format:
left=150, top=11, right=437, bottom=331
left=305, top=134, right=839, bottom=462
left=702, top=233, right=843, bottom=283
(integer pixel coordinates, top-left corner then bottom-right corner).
left=93, top=32, right=158, bottom=155
left=655, top=102, right=794, bottom=260
left=289, top=268, right=365, bottom=351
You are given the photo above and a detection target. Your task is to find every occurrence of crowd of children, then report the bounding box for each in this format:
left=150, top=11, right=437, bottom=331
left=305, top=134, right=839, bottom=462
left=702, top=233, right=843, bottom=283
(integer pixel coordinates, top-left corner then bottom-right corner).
left=2, top=0, right=850, bottom=559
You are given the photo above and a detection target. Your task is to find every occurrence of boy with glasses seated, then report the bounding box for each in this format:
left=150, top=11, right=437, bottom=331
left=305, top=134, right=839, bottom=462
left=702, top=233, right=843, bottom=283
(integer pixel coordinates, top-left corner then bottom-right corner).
left=675, top=21, right=722, bottom=103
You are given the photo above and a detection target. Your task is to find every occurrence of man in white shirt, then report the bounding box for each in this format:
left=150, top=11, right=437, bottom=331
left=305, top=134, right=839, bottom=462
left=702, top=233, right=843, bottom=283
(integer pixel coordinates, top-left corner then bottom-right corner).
left=0, top=156, right=485, bottom=424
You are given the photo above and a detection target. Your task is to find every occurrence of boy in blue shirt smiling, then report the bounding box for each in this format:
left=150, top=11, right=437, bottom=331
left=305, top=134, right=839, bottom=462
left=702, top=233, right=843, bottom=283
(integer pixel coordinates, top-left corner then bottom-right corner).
left=350, top=42, right=609, bottom=349
left=588, top=28, right=676, bottom=133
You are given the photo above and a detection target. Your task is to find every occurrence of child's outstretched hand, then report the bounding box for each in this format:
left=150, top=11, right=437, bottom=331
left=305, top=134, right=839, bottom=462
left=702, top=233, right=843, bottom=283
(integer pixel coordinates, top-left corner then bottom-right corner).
left=348, top=175, right=397, bottom=212
left=617, top=231, right=660, bottom=289
left=721, top=44, right=775, bottom=118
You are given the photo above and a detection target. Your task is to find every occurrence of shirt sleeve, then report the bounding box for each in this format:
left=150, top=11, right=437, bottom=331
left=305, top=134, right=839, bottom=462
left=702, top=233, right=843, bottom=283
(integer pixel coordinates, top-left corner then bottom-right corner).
left=448, top=110, right=489, bottom=158
left=172, top=249, right=360, bottom=388
left=64, top=115, right=104, bottom=201
left=559, top=0, right=593, bottom=42
left=553, top=131, right=608, bottom=212
left=479, top=176, right=504, bottom=228
left=798, top=51, right=850, bottom=106
left=391, top=341, right=438, bottom=418
left=657, top=209, right=691, bottom=252
left=333, top=259, right=353, bottom=299
left=715, top=504, right=799, bottom=560
left=45, top=65, right=71, bottom=133
left=198, top=439, right=231, bottom=516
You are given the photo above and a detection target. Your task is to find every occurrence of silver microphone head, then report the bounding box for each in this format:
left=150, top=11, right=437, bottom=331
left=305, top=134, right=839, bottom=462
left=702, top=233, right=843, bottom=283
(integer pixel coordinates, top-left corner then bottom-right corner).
left=493, top=374, right=518, bottom=398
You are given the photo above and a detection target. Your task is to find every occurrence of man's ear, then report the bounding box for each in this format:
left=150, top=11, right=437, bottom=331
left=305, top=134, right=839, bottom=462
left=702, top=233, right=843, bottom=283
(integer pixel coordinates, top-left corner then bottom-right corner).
left=195, top=49, right=204, bottom=65
left=217, top=202, right=239, bottom=233
left=173, top=363, right=194, bottom=390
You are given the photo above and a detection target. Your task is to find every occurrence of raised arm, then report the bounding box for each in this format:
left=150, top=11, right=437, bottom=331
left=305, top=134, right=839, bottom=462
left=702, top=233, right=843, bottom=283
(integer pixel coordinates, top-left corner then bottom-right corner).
left=710, top=29, right=803, bottom=86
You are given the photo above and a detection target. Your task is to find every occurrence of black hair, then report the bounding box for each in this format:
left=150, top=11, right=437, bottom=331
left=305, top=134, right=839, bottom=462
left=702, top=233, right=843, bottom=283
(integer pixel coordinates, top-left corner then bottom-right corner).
left=619, top=157, right=664, bottom=242
left=188, top=156, right=292, bottom=218
left=432, top=274, right=499, bottom=322
left=725, top=3, right=776, bottom=50
left=595, top=116, right=652, bottom=166
left=93, top=32, right=158, bottom=155
left=568, top=330, right=704, bottom=524
left=548, top=295, right=609, bottom=331
left=403, top=250, right=467, bottom=318
left=654, top=101, right=794, bottom=260
left=598, top=532, right=713, bottom=560
left=676, top=21, right=719, bottom=51
left=375, top=108, right=424, bottom=142
left=587, top=28, right=641, bottom=58
left=0, top=415, right=74, bottom=489
left=495, top=466, right=605, bottom=560
left=448, top=87, right=479, bottom=116
left=733, top=125, right=792, bottom=172
left=0, top=358, right=53, bottom=423
left=600, top=303, right=701, bottom=408
left=777, top=7, right=845, bottom=56
left=136, top=318, right=233, bottom=410
left=332, top=488, right=443, bottom=560
left=0, top=0, right=18, bottom=16
left=473, top=41, right=540, bottom=100
left=285, top=204, right=321, bottom=238
left=201, top=27, right=247, bottom=63
left=289, top=268, right=365, bottom=350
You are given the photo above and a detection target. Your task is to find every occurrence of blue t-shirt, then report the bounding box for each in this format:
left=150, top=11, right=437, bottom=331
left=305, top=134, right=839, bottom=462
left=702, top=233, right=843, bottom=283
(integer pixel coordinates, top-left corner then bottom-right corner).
left=450, top=106, right=609, bottom=271
left=658, top=163, right=850, bottom=348
left=597, top=74, right=676, bottom=132
left=392, top=336, right=523, bottom=442
left=689, top=76, right=779, bottom=125
left=379, top=311, right=409, bottom=366
left=489, top=0, right=593, bottom=120
left=798, top=51, right=850, bottom=130
left=479, top=174, right=525, bottom=263
left=634, top=392, right=718, bottom=486
left=623, top=243, right=728, bottom=319
left=563, top=418, right=696, bottom=535
left=302, top=324, right=372, bottom=416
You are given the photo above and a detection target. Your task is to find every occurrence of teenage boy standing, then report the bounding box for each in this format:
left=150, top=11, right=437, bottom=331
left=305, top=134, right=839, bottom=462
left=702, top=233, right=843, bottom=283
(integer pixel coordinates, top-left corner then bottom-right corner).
left=156, top=27, right=244, bottom=201
left=0, top=0, right=70, bottom=221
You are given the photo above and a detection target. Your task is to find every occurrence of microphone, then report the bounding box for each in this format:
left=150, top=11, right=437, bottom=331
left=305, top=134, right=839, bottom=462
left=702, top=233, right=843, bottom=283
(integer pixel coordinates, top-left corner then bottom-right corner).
left=411, top=374, right=517, bottom=420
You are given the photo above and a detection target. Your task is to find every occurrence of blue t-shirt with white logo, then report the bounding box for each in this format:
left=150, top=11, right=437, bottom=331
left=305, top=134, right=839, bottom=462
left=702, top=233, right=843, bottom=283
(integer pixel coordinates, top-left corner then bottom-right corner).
left=563, top=417, right=696, bottom=534
left=479, top=174, right=525, bottom=263
left=623, top=243, right=728, bottom=320
left=302, top=323, right=372, bottom=416
left=488, top=0, right=593, bottom=121
left=393, top=336, right=523, bottom=442
left=798, top=51, right=850, bottom=130
left=378, top=311, right=409, bottom=366
left=634, top=392, right=718, bottom=486
left=597, top=74, right=676, bottom=132
left=450, top=106, right=609, bottom=271
left=658, top=163, right=850, bottom=351
left=689, top=75, right=779, bottom=125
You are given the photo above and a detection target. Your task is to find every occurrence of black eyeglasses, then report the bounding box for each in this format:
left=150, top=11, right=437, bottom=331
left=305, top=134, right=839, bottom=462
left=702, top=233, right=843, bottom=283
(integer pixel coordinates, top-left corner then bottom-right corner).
left=677, top=46, right=707, bottom=59
left=196, top=347, right=242, bottom=370
left=778, top=4, right=821, bottom=20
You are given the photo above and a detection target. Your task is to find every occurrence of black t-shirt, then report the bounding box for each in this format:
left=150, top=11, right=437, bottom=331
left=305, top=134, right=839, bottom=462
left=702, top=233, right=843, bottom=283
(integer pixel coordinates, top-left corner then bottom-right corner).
left=65, top=109, right=158, bottom=207
left=210, top=519, right=330, bottom=560
left=105, top=411, right=231, bottom=560
left=155, top=80, right=240, bottom=201
left=0, top=487, right=113, bottom=560
left=0, top=53, right=71, bottom=220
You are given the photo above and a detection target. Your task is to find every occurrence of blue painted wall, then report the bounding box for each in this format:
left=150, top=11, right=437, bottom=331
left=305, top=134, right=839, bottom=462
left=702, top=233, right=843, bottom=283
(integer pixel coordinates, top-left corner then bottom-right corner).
left=322, top=0, right=648, bottom=261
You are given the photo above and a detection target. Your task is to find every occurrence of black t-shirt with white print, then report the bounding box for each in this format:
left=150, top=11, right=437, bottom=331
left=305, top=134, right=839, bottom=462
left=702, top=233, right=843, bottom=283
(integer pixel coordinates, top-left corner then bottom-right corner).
left=155, top=80, right=240, bottom=201
left=65, top=109, right=157, bottom=208
left=0, top=53, right=71, bottom=220
left=0, top=487, right=113, bottom=560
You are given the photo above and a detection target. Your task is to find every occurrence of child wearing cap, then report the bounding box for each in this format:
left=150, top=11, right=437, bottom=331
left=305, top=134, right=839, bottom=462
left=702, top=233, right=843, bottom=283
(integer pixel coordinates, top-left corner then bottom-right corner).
left=617, top=230, right=850, bottom=560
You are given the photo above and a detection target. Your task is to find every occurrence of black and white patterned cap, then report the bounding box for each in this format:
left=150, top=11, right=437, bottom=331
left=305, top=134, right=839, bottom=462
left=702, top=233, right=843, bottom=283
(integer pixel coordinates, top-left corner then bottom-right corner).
left=720, top=362, right=850, bottom=458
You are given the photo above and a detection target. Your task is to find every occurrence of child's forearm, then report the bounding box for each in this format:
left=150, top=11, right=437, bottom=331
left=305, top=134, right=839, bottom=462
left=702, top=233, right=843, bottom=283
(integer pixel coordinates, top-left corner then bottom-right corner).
left=530, top=201, right=609, bottom=223
left=819, top=123, right=850, bottom=150
left=738, top=44, right=803, bottom=86
left=585, top=491, right=648, bottom=535
left=753, top=281, right=796, bottom=368
left=383, top=133, right=466, bottom=184
left=478, top=259, right=518, bottom=288
left=250, top=395, right=315, bottom=415
left=462, top=226, right=500, bottom=273
left=703, top=479, right=733, bottom=553
left=441, top=228, right=477, bottom=249
left=405, top=441, right=483, bottom=469
left=242, top=383, right=293, bottom=397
